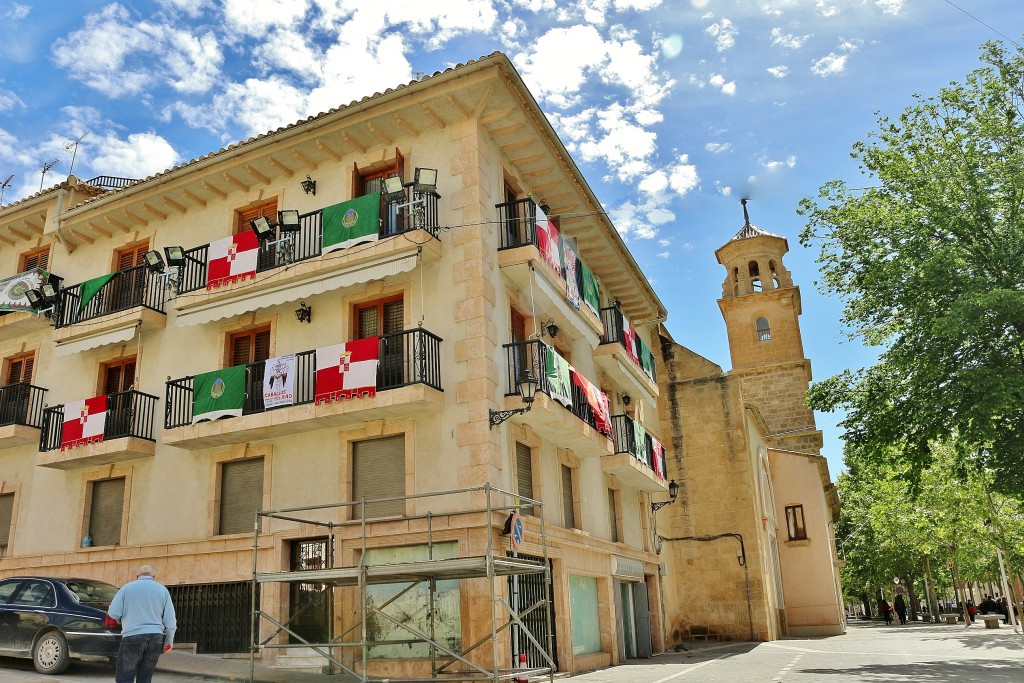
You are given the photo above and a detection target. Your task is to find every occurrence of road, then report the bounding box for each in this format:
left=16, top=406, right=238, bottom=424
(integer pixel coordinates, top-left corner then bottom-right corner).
left=1, top=619, right=1021, bottom=682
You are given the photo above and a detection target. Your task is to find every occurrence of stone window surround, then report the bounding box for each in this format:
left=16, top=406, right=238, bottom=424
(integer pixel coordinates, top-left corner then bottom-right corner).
left=79, top=464, right=133, bottom=550
left=0, top=481, right=21, bottom=557
left=209, top=443, right=274, bottom=539
left=337, top=419, right=415, bottom=522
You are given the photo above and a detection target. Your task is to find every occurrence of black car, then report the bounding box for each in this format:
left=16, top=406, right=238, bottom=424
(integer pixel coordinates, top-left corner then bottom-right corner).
left=0, top=576, right=121, bottom=674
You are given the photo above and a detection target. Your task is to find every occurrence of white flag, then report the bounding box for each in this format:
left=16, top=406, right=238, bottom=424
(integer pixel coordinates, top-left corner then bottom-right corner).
left=262, top=354, right=296, bottom=409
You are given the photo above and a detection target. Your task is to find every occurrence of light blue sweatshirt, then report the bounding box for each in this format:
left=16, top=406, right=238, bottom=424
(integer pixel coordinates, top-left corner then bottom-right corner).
left=107, top=576, right=177, bottom=643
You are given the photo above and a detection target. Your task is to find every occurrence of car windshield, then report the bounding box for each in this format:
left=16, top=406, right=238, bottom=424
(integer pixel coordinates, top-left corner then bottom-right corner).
left=62, top=580, right=119, bottom=607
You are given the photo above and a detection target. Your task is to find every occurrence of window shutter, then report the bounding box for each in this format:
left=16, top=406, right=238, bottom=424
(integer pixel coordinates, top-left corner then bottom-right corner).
left=516, top=442, right=534, bottom=515
left=352, top=161, right=361, bottom=199
left=395, top=148, right=405, bottom=181
left=21, top=249, right=50, bottom=271
left=383, top=300, right=403, bottom=335
left=219, top=458, right=264, bottom=535
left=253, top=329, right=271, bottom=363
left=89, top=478, right=125, bottom=547
left=608, top=489, right=618, bottom=543
left=231, top=334, right=252, bottom=366
left=352, top=436, right=404, bottom=518
left=561, top=465, right=575, bottom=529
left=357, top=306, right=378, bottom=339
left=0, top=493, right=14, bottom=549
left=103, top=366, right=122, bottom=396
left=511, top=309, right=526, bottom=343
left=20, top=357, right=33, bottom=384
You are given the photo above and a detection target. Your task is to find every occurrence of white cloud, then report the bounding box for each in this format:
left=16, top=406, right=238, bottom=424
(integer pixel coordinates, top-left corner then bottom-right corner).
left=3, top=3, right=29, bottom=20
left=307, top=33, right=412, bottom=115
left=222, top=0, right=309, bottom=37
left=708, top=74, right=736, bottom=95
left=89, top=132, right=180, bottom=179
left=657, top=251, right=670, bottom=258
left=704, top=17, right=738, bottom=51
left=705, top=142, right=731, bottom=154
left=658, top=238, right=671, bottom=247
left=667, top=154, right=699, bottom=194
left=617, top=0, right=663, bottom=9
left=509, top=0, right=557, bottom=11
left=875, top=0, right=903, bottom=15
left=170, top=76, right=308, bottom=136
left=155, top=0, right=210, bottom=16
left=770, top=27, right=810, bottom=49
left=766, top=65, right=789, bottom=78
left=762, top=154, right=796, bottom=169
left=715, top=180, right=732, bottom=196
left=577, top=103, right=659, bottom=181
left=0, top=86, right=24, bottom=113
left=164, top=30, right=223, bottom=93
left=816, top=1, right=839, bottom=17
left=811, top=52, right=848, bottom=76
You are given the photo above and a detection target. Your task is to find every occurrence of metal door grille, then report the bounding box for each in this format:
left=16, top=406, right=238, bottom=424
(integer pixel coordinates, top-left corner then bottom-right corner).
left=167, top=581, right=257, bottom=653
left=508, top=554, right=557, bottom=670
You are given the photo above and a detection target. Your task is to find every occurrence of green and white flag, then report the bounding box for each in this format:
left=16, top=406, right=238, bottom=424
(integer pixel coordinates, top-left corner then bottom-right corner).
left=543, top=343, right=572, bottom=408
left=78, top=273, right=116, bottom=312
left=580, top=260, right=601, bottom=317
left=633, top=421, right=647, bottom=461
left=192, top=365, right=247, bottom=423
left=321, top=192, right=381, bottom=255
left=0, top=269, right=46, bottom=312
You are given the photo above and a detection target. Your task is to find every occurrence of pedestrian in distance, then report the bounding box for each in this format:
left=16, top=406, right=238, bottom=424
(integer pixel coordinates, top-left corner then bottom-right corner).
left=880, top=598, right=893, bottom=625
left=107, top=564, right=177, bottom=683
left=894, top=593, right=908, bottom=625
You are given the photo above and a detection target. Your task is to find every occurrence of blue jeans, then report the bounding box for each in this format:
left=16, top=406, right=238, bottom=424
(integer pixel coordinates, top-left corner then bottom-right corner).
left=115, top=633, right=165, bottom=683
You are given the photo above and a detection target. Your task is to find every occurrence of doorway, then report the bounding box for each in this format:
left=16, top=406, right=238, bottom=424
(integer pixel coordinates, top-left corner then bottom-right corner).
left=289, top=539, right=330, bottom=645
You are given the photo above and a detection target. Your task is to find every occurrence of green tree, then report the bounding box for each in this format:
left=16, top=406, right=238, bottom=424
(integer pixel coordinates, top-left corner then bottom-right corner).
left=798, top=40, right=1024, bottom=492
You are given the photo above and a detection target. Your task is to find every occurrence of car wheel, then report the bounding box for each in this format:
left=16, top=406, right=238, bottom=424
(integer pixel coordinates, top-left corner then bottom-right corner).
left=33, top=631, right=71, bottom=675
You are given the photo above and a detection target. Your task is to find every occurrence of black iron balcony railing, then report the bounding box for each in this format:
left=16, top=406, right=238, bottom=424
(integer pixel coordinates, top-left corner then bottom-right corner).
left=178, top=191, right=440, bottom=295
left=611, top=414, right=655, bottom=469
left=164, top=328, right=443, bottom=429
left=0, top=382, right=47, bottom=429
left=598, top=306, right=657, bottom=384
left=495, top=197, right=538, bottom=250
left=39, top=389, right=159, bottom=452
left=55, top=264, right=167, bottom=328
left=84, top=176, right=139, bottom=191
left=501, top=339, right=611, bottom=439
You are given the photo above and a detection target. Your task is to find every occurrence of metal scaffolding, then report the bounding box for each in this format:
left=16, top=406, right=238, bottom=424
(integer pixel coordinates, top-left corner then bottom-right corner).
left=249, top=483, right=556, bottom=682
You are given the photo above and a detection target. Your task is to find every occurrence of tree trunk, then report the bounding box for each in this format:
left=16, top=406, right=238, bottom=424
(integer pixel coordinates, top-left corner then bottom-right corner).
left=924, top=556, right=942, bottom=623
left=907, top=577, right=918, bottom=622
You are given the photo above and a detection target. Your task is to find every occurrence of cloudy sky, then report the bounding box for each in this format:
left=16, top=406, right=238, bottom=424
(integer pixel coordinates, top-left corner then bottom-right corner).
left=0, top=0, right=1019, bottom=475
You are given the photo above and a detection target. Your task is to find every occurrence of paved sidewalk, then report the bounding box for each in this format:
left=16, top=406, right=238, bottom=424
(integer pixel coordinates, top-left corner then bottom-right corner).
left=155, top=651, right=353, bottom=682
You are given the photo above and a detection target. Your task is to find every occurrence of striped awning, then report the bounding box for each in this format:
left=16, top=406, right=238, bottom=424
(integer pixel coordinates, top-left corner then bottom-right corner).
left=174, top=254, right=419, bottom=328
left=54, top=325, right=138, bottom=357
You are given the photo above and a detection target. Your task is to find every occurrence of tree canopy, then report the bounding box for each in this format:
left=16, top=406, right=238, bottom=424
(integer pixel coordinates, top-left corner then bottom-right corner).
left=798, top=40, right=1024, bottom=492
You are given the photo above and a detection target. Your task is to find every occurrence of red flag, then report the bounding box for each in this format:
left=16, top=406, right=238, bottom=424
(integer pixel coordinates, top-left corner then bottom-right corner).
left=651, top=438, right=666, bottom=480
left=207, top=229, right=260, bottom=289
left=535, top=206, right=562, bottom=274
left=570, top=366, right=612, bottom=436
left=61, top=395, right=107, bottom=450
left=315, top=337, right=380, bottom=403
left=622, top=313, right=640, bottom=366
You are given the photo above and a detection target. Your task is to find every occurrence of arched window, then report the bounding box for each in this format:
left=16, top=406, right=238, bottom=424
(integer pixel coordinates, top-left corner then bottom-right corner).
left=756, top=316, right=771, bottom=341
left=769, top=260, right=780, bottom=289
left=748, top=260, right=760, bottom=277
left=732, top=267, right=740, bottom=295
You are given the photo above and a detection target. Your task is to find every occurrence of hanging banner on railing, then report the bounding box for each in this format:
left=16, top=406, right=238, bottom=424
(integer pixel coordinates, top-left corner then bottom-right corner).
left=262, top=354, right=296, bottom=409
left=544, top=343, right=573, bottom=408
left=561, top=237, right=581, bottom=310
left=0, top=269, right=47, bottom=312
left=580, top=260, right=601, bottom=317
left=622, top=313, right=640, bottom=366
left=192, top=365, right=247, bottom=423
left=314, top=337, right=379, bottom=403
left=651, top=438, right=666, bottom=480
left=207, top=229, right=259, bottom=289
left=570, top=366, right=612, bottom=436
left=640, top=339, right=656, bottom=382
left=79, top=272, right=116, bottom=312
left=61, top=395, right=107, bottom=450
left=633, top=421, right=647, bottom=462
left=322, top=192, right=381, bottom=255
left=535, top=205, right=562, bottom=274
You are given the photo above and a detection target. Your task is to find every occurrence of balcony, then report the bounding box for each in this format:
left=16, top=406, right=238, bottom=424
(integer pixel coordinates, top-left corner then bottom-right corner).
left=173, top=193, right=441, bottom=327
left=0, top=270, right=63, bottom=342
left=601, top=414, right=667, bottom=493
left=163, top=328, right=444, bottom=449
left=52, top=265, right=167, bottom=356
left=38, top=389, right=158, bottom=469
left=495, top=198, right=604, bottom=343
left=594, top=306, right=658, bottom=399
left=500, top=340, right=613, bottom=458
left=0, top=382, right=47, bottom=449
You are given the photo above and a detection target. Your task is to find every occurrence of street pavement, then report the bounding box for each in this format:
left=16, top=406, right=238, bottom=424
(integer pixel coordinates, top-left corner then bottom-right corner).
left=1, top=618, right=1021, bottom=682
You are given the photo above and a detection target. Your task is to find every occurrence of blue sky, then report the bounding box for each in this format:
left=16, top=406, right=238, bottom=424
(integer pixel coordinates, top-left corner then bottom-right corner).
left=1, top=0, right=1019, bottom=478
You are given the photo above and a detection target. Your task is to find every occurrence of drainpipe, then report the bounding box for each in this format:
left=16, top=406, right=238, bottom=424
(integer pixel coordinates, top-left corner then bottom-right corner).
left=53, top=188, right=73, bottom=255
left=660, top=533, right=755, bottom=642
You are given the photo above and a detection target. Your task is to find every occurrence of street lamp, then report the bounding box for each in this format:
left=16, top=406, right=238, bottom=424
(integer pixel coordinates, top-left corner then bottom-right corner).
left=489, top=372, right=539, bottom=429
left=651, top=480, right=679, bottom=512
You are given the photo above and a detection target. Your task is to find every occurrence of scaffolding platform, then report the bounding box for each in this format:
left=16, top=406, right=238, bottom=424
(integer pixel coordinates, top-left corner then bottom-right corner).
left=257, top=555, right=547, bottom=587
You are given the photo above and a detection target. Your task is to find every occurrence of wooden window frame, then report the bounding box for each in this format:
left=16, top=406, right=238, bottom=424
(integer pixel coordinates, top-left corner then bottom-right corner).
left=99, top=356, right=137, bottom=396
left=0, top=491, right=15, bottom=557
left=235, top=198, right=279, bottom=235
left=785, top=504, right=808, bottom=541
left=755, top=316, right=772, bottom=342
left=113, top=242, right=150, bottom=273
left=227, top=326, right=273, bottom=367
left=561, top=463, right=578, bottom=530
left=353, top=295, right=404, bottom=340
left=19, top=247, right=50, bottom=272
left=4, top=352, right=35, bottom=386
left=351, top=148, right=405, bottom=199
left=608, top=488, right=620, bottom=543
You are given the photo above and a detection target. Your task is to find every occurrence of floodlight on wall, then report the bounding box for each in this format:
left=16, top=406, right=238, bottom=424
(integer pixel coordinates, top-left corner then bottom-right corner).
left=295, top=301, right=312, bottom=324
left=164, top=246, right=185, bottom=268
left=412, top=167, right=438, bottom=193
left=278, top=209, right=301, bottom=232
left=26, top=284, right=60, bottom=320
left=143, top=250, right=165, bottom=273
left=300, top=174, right=317, bottom=196
left=382, top=174, right=406, bottom=202
left=489, top=371, right=540, bottom=429
left=250, top=216, right=276, bottom=241
left=651, top=480, right=679, bottom=513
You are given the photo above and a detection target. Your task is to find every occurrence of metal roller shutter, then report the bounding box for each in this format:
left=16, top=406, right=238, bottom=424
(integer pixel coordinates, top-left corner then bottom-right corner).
left=0, top=493, right=13, bottom=552
left=515, top=442, right=534, bottom=516
left=90, top=478, right=125, bottom=547
left=219, top=458, right=264, bottom=535
left=352, top=436, right=404, bottom=518
left=561, top=465, right=575, bottom=529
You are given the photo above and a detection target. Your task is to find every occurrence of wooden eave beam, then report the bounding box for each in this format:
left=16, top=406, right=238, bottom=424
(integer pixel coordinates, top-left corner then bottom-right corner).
left=479, top=107, right=517, bottom=125
left=162, top=195, right=187, bottom=214
left=106, top=216, right=130, bottom=233
left=507, top=152, right=545, bottom=167
left=86, top=221, right=112, bottom=238
left=540, top=191, right=572, bottom=205
left=69, top=229, right=95, bottom=245
left=201, top=181, right=227, bottom=200
left=123, top=209, right=148, bottom=227
left=292, top=149, right=318, bottom=171
left=183, top=189, right=207, bottom=207
left=489, top=122, right=525, bottom=138
left=446, top=95, right=471, bottom=121
left=522, top=166, right=555, bottom=181
left=394, top=113, right=419, bottom=138
left=315, top=139, right=342, bottom=162
left=500, top=139, right=534, bottom=154
left=23, top=219, right=44, bottom=234
left=7, top=226, right=30, bottom=241
left=366, top=122, right=392, bottom=147
left=268, top=156, right=294, bottom=178
left=245, top=165, right=270, bottom=186
left=0, top=234, right=14, bottom=246
left=340, top=132, right=366, bottom=155
left=473, top=83, right=495, bottom=118
left=223, top=172, right=250, bottom=193
left=421, top=103, right=446, bottom=129
left=142, top=202, right=167, bottom=220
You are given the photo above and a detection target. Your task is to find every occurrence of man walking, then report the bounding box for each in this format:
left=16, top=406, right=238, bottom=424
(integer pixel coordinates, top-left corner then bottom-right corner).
left=107, top=565, right=176, bottom=683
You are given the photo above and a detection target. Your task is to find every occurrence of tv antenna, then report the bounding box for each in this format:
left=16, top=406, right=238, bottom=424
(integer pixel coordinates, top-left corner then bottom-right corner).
left=63, top=130, right=90, bottom=177
left=39, top=159, right=59, bottom=192
left=0, top=175, right=13, bottom=205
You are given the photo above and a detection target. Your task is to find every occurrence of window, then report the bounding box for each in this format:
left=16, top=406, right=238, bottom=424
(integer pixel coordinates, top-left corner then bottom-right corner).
left=11, top=580, right=55, bottom=607
left=756, top=317, right=772, bottom=342
left=561, top=464, right=576, bottom=529
left=0, top=579, right=20, bottom=601
left=0, top=493, right=13, bottom=557
left=5, top=353, right=34, bottom=385
left=112, top=242, right=150, bottom=311
left=785, top=504, right=808, bottom=541
left=352, top=149, right=404, bottom=198
left=102, top=357, right=136, bottom=395
left=229, top=327, right=272, bottom=366
left=88, top=478, right=125, bottom=547
left=515, top=442, right=534, bottom=516
left=20, top=247, right=50, bottom=272
left=219, top=458, right=264, bottom=535
left=236, top=199, right=278, bottom=235
left=608, top=489, right=619, bottom=543
left=355, top=296, right=404, bottom=339
left=2, top=354, right=36, bottom=425
left=352, top=436, right=405, bottom=518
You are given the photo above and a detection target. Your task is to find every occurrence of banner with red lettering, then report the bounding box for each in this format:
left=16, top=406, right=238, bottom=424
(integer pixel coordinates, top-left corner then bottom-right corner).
left=61, top=395, right=107, bottom=450
left=315, top=338, right=379, bottom=403
left=207, top=229, right=260, bottom=289
left=570, top=366, right=612, bottom=436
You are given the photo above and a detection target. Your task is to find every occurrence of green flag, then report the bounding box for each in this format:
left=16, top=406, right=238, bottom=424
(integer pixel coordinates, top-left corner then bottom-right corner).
left=543, top=343, right=572, bottom=408
left=78, top=273, right=116, bottom=312
left=633, top=421, right=647, bottom=461
left=192, top=365, right=247, bottom=424
left=580, top=260, right=600, bottom=316
left=639, top=337, right=656, bottom=381
left=322, top=192, right=381, bottom=254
